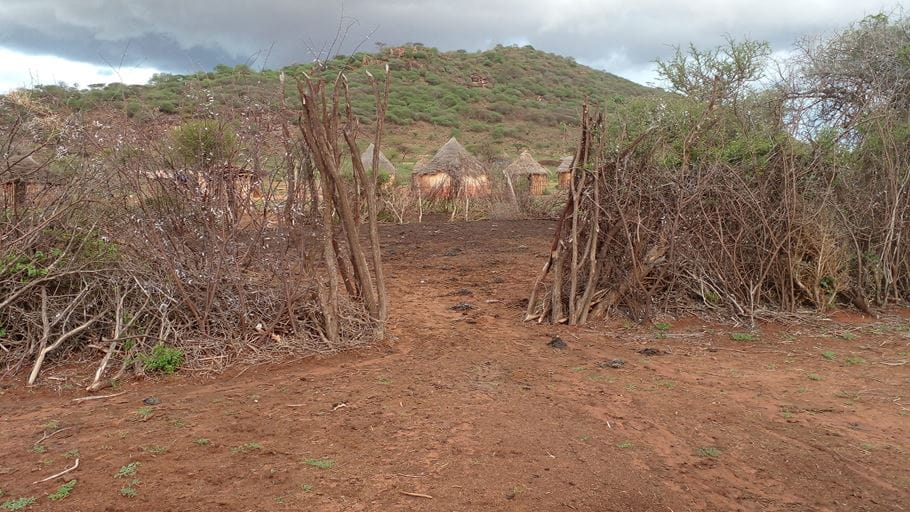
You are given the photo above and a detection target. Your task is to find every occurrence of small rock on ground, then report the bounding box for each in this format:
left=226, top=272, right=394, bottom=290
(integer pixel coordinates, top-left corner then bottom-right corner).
left=547, top=337, right=567, bottom=349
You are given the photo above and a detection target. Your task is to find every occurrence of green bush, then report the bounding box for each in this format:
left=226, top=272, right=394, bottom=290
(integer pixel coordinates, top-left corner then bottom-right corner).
left=126, top=101, right=142, bottom=118
left=171, top=120, right=238, bottom=167
left=142, top=345, right=184, bottom=374
left=156, top=100, right=178, bottom=114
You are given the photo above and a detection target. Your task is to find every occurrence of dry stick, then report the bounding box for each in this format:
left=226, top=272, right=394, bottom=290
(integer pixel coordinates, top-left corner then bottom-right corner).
left=368, top=67, right=391, bottom=327
left=342, top=68, right=390, bottom=330
left=32, top=458, right=79, bottom=484
left=299, top=77, right=377, bottom=317
left=28, top=310, right=103, bottom=385
left=34, top=427, right=72, bottom=446
left=400, top=491, right=433, bottom=499
left=72, top=391, right=126, bottom=403
left=567, top=106, right=589, bottom=322
left=87, top=340, right=118, bottom=392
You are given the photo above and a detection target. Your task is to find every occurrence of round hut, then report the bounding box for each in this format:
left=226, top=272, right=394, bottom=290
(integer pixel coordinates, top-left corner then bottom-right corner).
left=504, top=150, right=549, bottom=196
left=1, top=155, right=62, bottom=215
left=360, top=143, right=397, bottom=188
left=360, top=143, right=396, bottom=174
left=556, top=155, right=574, bottom=189
left=412, top=137, right=489, bottom=199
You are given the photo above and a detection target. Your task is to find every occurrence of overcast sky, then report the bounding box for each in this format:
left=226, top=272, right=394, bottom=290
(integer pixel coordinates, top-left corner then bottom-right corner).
left=0, top=0, right=899, bottom=92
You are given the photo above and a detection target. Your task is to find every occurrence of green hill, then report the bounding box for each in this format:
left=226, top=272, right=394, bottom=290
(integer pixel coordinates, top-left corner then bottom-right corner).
left=24, top=44, right=654, bottom=161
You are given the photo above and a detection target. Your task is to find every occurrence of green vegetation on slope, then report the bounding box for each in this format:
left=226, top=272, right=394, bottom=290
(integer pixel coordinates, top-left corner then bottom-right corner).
left=23, top=44, right=653, bottom=158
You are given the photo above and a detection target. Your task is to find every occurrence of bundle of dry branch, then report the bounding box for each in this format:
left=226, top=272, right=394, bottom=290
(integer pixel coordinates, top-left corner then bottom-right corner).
left=1, top=68, right=392, bottom=387
left=526, top=101, right=894, bottom=325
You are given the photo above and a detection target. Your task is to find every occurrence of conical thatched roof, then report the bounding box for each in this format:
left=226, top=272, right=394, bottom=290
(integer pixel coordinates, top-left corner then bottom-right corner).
left=360, top=143, right=396, bottom=174
left=504, top=150, right=549, bottom=176
left=556, top=155, right=574, bottom=173
left=413, top=137, right=486, bottom=177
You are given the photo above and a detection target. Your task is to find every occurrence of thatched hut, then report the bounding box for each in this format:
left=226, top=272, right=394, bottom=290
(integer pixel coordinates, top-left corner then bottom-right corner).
left=556, top=155, right=574, bottom=189
left=1, top=155, right=62, bottom=214
left=412, top=137, right=490, bottom=198
left=360, top=143, right=396, bottom=175
left=361, top=143, right=397, bottom=189
left=142, top=165, right=258, bottom=203
left=504, top=150, right=549, bottom=196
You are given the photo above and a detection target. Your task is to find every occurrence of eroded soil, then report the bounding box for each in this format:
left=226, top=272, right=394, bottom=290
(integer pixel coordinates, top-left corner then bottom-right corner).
left=2, top=219, right=909, bottom=511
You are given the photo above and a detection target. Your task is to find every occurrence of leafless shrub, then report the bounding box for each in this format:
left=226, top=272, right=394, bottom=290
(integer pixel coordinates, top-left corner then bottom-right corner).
left=1, top=66, right=392, bottom=386
left=528, top=28, right=910, bottom=325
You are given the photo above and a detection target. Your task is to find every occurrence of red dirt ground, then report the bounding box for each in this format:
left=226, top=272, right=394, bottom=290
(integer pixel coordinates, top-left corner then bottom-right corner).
left=2, top=218, right=909, bottom=511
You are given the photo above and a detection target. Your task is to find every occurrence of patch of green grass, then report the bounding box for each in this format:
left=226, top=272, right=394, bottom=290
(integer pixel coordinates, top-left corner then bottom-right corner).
left=653, top=322, right=671, bottom=331
left=729, top=332, right=756, bottom=341
left=505, top=485, right=525, bottom=499
left=821, top=351, right=837, bottom=361
left=1, top=497, right=36, bottom=511
left=578, top=434, right=591, bottom=442
left=697, top=447, right=721, bottom=457
left=377, top=376, right=392, bottom=385
left=231, top=442, right=262, bottom=455
left=860, top=442, right=875, bottom=451
left=305, top=458, right=335, bottom=470
left=31, top=444, right=46, bottom=454
left=170, top=418, right=186, bottom=428
left=844, top=356, right=866, bottom=366
left=780, top=411, right=794, bottom=419
left=301, top=484, right=314, bottom=493
left=136, top=407, right=154, bottom=421
left=837, top=331, right=858, bottom=341
left=48, top=480, right=76, bottom=501
left=43, top=419, right=61, bottom=431
left=120, top=487, right=137, bottom=498
left=194, top=438, right=211, bottom=446
left=617, top=441, right=634, bottom=449
left=144, top=444, right=167, bottom=455
left=0, top=490, right=4, bottom=499
left=807, top=373, right=824, bottom=381
left=115, top=462, right=140, bottom=478
left=797, top=386, right=809, bottom=394
left=63, top=449, right=79, bottom=459
left=141, top=344, right=184, bottom=374
left=656, top=379, right=676, bottom=389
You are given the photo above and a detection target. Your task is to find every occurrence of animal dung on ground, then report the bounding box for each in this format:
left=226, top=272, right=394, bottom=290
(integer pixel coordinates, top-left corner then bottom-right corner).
left=142, top=396, right=161, bottom=405
left=599, top=359, right=625, bottom=368
left=547, top=337, right=567, bottom=349
left=451, top=303, right=473, bottom=312
left=637, top=348, right=667, bottom=357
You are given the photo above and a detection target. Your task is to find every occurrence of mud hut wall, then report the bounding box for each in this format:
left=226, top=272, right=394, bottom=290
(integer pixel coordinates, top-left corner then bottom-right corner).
left=413, top=172, right=454, bottom=199
left=529, top=174, right=547, bottom=196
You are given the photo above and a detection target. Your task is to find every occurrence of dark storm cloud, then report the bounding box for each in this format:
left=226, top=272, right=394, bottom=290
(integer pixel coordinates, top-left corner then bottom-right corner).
left=0, top=0, right=896, bottom=81
left=0, top=22, right=235, bottom=73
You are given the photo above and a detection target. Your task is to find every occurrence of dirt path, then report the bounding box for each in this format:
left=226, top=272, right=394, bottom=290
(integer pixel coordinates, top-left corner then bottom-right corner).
left=2, top=219, right=909, bottom=511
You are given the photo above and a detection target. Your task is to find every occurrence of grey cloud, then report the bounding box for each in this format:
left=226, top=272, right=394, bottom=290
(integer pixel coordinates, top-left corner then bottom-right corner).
left=0, top=0, right=896, bottom=81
